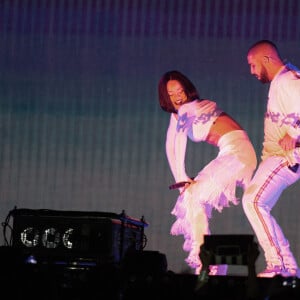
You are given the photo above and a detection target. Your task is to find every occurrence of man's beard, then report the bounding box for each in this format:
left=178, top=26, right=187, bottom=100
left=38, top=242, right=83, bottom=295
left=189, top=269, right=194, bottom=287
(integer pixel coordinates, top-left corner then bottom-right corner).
left=258, top=66, right=270, bottom=84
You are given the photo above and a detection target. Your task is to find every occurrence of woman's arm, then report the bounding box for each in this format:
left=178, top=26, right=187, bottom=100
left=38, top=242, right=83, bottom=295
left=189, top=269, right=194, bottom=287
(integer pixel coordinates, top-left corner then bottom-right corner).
left=165, top=113, right=190, bottom=183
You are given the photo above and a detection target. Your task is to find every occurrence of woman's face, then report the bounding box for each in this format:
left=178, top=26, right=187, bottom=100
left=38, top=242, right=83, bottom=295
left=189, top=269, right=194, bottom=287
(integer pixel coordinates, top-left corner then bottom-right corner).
left=166, top=80, right=188, bottom=111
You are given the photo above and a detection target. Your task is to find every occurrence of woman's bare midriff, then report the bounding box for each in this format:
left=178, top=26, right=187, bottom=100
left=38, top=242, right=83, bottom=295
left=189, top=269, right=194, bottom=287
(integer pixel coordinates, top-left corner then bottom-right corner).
left=206, top=112, right=243, bottom=146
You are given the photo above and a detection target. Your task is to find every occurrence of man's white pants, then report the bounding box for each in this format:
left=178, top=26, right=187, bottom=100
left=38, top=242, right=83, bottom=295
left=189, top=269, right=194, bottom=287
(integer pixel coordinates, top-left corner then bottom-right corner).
left=242, top=156, right=300, bottom=269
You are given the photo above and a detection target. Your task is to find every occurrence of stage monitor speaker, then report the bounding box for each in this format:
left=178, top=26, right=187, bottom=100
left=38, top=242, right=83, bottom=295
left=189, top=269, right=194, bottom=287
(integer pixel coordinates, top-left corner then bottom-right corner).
left=7, top=208, right=148, bottom=266
left=203, top=234, right=254, bottom=265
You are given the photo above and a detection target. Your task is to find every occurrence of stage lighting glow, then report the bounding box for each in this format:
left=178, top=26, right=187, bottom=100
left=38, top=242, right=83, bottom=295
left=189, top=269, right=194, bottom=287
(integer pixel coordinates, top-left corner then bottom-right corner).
left=62, top=228, right=74, bottom=249
left=42, top=228, right=60, bottom=248
left=20, top=227, right=39, bottom=247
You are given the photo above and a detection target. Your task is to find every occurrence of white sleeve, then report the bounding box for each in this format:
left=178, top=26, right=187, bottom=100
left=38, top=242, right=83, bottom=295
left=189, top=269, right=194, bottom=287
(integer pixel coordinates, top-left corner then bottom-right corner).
left=165, top=114, right=190, bottom=182
left=275, top=74, right=300, bottom=139
left=284, top=79, right=300, bottom=139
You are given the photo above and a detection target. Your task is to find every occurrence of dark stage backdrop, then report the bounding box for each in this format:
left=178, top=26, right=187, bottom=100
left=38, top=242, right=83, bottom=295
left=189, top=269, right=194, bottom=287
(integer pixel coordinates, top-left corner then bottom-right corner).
left=1, top=0, right=300, bottom=274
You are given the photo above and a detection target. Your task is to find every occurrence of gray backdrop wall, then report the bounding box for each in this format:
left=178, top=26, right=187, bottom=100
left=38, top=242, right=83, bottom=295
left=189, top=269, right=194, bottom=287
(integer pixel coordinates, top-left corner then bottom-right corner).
left=1, top=0, right=300, bottom=274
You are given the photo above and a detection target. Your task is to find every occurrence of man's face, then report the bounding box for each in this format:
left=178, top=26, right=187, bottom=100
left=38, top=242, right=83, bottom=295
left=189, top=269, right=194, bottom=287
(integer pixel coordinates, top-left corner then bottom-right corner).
left=247, top=54, right=270, bottom=84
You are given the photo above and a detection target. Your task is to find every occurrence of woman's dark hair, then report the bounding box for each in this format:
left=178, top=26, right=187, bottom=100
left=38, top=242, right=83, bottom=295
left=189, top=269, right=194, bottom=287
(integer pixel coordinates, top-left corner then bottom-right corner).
left=158, top=70, right=200, bottom=113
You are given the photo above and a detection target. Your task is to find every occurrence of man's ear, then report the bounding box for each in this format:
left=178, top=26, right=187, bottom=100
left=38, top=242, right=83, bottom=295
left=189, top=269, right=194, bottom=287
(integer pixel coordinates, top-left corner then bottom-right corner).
left=263, top=55, right=270, bottom=63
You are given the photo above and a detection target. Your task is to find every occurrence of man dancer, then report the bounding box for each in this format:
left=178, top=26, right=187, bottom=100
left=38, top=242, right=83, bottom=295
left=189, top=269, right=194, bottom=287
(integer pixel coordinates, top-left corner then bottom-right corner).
left=243, top=40, right=300, bottom=278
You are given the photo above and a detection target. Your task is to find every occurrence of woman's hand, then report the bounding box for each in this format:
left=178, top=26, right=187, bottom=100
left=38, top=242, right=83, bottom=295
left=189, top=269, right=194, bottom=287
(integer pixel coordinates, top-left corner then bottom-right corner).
left=279, top=133, right=297, bottom=151
left=179, top=181, right=191, bottom=195
left=179, top=178, right=196, bottom=195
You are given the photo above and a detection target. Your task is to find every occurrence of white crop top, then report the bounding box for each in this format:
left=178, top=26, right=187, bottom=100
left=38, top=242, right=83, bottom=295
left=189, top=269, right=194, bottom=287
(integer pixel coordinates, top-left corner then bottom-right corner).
left=177, top=99, right=222, bottom=141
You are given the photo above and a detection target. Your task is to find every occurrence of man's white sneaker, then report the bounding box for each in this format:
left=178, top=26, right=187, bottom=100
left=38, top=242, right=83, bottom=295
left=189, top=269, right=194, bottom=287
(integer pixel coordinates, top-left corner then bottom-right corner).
left=285, top=268, right=300, bottom=278
left=257, top=266, right=285, bottom=278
